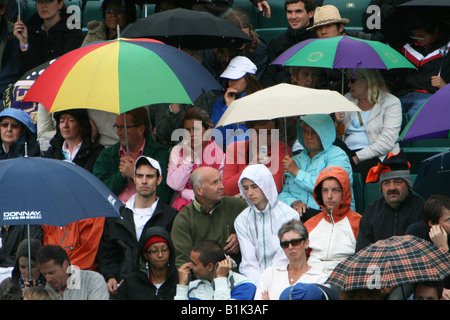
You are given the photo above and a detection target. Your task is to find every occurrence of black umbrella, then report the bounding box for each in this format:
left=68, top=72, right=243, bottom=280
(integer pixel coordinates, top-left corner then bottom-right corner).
left=379, top=0, right=450, bottom=52
left=413, top=150, right=450, bottom=200
left=0, top=59, right=57, bottom=113
left=121, top=8, right=252, bottom=50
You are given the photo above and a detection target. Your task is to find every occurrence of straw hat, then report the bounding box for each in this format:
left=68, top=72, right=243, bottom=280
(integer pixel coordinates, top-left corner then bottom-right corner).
left=307, top=5, right=349, bottom=30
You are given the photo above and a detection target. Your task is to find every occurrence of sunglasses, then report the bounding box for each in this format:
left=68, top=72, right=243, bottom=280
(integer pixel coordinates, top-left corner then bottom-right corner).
left=0, top=122, right=21, bottom=129
left=280, top=238, right=305, bottom=249
left=348, top=78, right=361, bottom=84
left=36, top=0, right=57, bottom=4
left=105, top=9, right=126, bottom=15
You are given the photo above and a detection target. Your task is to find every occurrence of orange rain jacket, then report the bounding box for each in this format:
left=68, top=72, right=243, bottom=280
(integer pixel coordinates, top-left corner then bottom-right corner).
left=42, top=217, right=105, bottom=271
left=304, top=166, right=361, bottom=276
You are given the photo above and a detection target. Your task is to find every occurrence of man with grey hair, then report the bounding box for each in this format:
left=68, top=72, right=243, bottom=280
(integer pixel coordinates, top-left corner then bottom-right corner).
left=356, top=151, right=424, bottom=251
left=171, top=166, right=247, bottom=268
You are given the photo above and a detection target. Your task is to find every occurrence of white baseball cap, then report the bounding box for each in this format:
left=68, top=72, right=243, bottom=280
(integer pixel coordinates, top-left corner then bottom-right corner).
left=135, top=156, right=162, bottom=176
left=220, top=56, right=257, bottom=80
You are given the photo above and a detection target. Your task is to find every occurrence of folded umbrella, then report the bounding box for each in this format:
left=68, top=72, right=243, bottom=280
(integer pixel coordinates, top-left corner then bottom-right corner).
left=326, top=235, right=450, bottom=292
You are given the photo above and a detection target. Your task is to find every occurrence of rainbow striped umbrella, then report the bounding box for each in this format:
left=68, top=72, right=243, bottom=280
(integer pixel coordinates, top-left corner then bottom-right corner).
left=23, top=38, right=221, bottom=113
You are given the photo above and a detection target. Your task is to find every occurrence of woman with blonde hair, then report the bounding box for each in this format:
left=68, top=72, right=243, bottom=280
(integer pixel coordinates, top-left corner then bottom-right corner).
left=340, top=68, right=402, bottom=181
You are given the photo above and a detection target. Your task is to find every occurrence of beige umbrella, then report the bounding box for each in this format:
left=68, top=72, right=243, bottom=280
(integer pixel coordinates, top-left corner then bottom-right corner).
left=215, top=83, right=360, bottom=127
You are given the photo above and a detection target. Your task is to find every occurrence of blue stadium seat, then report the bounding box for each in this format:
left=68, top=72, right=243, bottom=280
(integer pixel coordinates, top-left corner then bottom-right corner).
left=22, top=1, right=37, bottom=23
left=82, top=0, right=103, bottom=28
left=141, top=4, right=156, bottom=18
left=353, top=172, right=364, bottom=215
left=255, top=27, right=286, bottom=43
left=233, top=0, right=259, bottom=28
left=256, top=0, right=288, bottom=29
left=322, top=0, right=371, bottom=29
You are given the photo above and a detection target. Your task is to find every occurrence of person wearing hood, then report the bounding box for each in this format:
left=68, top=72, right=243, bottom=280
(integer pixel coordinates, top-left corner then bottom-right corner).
left=279, top=114, right=354, bottom=222
left=0, top=238, right=46, bottom=300
left=304, top=166, right=361, bottom=277
left=43, top=108, right=104, bottom=173
left=0, top=108, right=40, bottom=159
left=235, top=164, right=299, bottom=284
left=116, top=227, right=178, bottom=300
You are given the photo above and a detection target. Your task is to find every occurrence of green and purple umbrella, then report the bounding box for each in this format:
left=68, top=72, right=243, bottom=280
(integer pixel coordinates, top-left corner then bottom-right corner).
left=398, top=84, right=450, bottom=142
left=272, top=35, right=416, bottom=71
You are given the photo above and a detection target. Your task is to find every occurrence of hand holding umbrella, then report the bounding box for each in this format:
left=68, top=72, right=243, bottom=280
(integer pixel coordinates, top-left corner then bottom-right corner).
left=282, top=154, right=299, bottom=177
left=119, top=156, right=135, bottom=180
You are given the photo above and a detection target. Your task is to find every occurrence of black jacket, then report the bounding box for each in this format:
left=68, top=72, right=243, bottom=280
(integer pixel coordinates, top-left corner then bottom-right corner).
left=260, top=24, right=316, bottom=88
left=0, top=225, right=42, bottom=268
left=396, top=32, right=450, bottom=96
left=19, top=12, right=83, bottom=73
left=116, top=227, right=178, bottom=300
left=43, top=137, right=104, bottom=173
left=356, top=191, right=424, bottom=252
left=96, top=200, right=178, bottom=283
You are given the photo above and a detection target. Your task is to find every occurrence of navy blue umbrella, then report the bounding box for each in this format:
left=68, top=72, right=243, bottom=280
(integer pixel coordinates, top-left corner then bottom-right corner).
left=0, top=157, right=122, bottom=226
left=0, top=156, right=122, bottom=282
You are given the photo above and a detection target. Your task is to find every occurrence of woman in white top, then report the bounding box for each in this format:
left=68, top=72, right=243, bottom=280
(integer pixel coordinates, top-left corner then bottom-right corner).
left=254, top=219, right=328, bottom=300
left=339, top=68, right=402, bottom=181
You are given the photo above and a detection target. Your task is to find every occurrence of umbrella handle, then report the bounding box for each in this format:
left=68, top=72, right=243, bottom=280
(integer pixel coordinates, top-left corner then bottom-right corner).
left=438, top=46, right=448, bottom=77
left=123, top=112, right=129, bottom=157
left=27, top=225, right=32, bottom=283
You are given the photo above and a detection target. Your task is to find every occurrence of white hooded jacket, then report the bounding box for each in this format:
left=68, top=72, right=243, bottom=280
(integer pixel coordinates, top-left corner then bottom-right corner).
left=235, top=164, right=299, bottom=284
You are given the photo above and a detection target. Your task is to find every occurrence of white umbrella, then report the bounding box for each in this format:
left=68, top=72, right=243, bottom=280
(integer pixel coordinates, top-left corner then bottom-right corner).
left=215, top=83, right=360, bottom=128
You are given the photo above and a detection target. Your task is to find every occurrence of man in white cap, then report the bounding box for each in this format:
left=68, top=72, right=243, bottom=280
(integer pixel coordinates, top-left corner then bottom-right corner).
left=96, top=156, right=178, bottom=297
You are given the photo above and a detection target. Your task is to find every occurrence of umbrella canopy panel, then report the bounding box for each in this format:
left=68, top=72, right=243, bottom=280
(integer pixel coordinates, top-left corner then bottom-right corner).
left=0, top=157, right=122, bottom=227
left=398, top=84, right=450, bottom=142
left=121, top=8, right=252, bottom=50
left=23, top=38, right=222, bottom=114
left=272, top=36, right=416, bottom=70
left=326, top=235, right=450, bottom=291
left=215, top=83, right=361, bottom=128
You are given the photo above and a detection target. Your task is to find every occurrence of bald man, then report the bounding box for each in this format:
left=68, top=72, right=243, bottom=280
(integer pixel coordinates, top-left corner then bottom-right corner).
left=171, top=167, right=248, bottom=268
